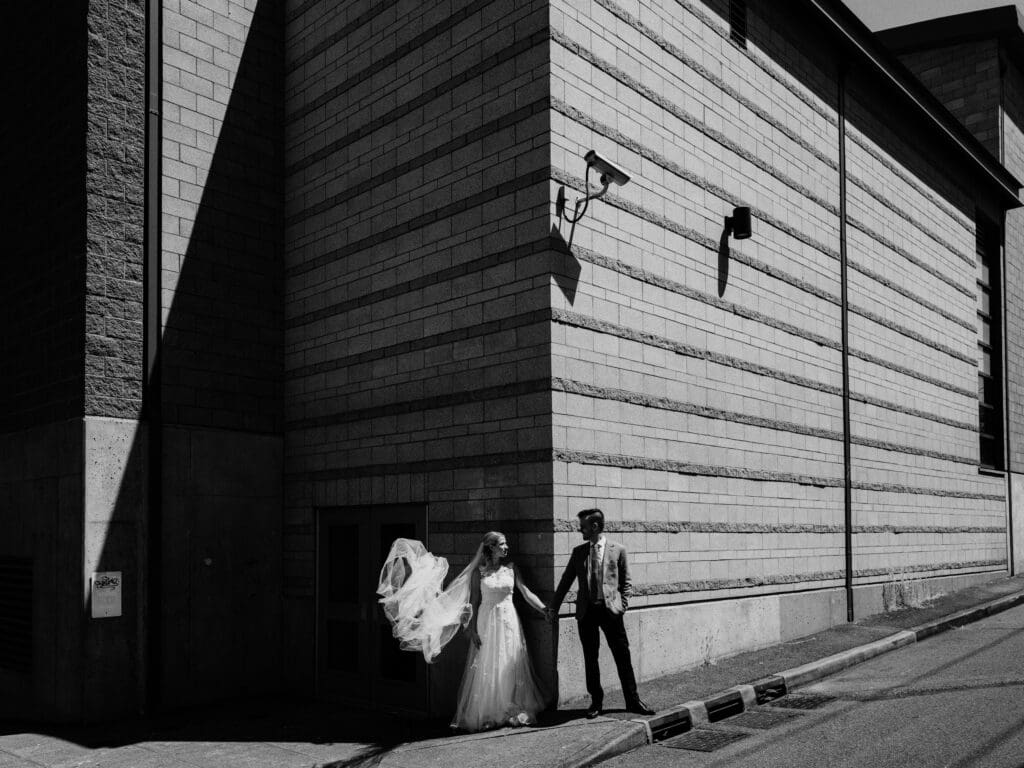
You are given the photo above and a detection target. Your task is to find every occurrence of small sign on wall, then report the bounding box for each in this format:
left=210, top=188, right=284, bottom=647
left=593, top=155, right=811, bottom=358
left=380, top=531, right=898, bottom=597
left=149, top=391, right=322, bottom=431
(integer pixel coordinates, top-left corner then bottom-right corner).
left=91, top=572, right=122, bottom=618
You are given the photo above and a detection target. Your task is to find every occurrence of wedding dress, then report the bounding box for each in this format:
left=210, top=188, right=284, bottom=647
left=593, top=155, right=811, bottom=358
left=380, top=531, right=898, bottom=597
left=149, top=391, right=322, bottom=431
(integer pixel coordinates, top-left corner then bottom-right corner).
left=377, top=539, right=546, bottom=732
left=450, top=565, right=546, bottom=731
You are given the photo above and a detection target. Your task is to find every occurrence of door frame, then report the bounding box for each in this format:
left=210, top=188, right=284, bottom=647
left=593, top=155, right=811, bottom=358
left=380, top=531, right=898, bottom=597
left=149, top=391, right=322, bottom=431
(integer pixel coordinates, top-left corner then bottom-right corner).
left=314, top=504, right=429, bottom=715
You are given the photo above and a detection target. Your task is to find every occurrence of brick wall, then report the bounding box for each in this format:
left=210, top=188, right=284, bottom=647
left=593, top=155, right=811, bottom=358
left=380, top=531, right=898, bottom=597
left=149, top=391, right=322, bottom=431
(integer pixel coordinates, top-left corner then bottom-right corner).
left=897, top=39, right=1002, bottom=158
left=1003, top=58, right=1024, bottom=471
left=1, top=2, right=86, bottom=432
left=547, top=0, right=1004, bottom=644
left=161, top=0, right=283, bottom=433
left=283, top=0, right=552, bottom=694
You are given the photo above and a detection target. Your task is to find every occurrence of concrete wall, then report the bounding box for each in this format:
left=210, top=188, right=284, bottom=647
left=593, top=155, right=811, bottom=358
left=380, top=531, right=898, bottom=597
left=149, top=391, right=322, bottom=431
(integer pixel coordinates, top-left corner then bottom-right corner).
left=160, top=0, right=285, bottom=705
left=0, top=422, right=83, bottom=721
left=0, top=2, right=86, bottom=720
left=1, top=0, right=149, bottom=722
left=546, top=0, right=1007, bottom=701
left=282, top=0, right=554, bottom=701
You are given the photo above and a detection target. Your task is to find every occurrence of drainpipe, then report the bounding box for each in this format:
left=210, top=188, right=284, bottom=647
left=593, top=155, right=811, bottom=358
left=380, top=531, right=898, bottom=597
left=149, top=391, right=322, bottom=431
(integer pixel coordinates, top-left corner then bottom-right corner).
left=838, top=64, right=854, bottom=621
left=998, top=53, right=1014, bottom=576
left=144, top=0, right=163, bottom=713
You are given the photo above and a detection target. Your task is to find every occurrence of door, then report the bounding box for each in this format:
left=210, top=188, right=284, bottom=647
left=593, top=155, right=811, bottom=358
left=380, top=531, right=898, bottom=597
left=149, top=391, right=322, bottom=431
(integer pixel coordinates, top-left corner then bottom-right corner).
left=316, top=504, right=428, bottom=714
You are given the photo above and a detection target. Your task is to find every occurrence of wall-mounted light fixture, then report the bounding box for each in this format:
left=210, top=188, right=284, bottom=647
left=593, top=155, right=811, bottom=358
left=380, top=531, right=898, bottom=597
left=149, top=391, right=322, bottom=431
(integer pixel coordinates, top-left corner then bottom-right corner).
left=558, top=150, right=631, bottom=248
left=724, top=206, right=752, bottom=240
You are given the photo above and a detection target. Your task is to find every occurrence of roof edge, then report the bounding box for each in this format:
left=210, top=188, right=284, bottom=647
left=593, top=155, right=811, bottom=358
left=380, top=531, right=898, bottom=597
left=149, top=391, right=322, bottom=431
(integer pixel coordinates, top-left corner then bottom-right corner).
left=876, top=5, right=1022, bottom=54
left=801, top=0, right=1021, bottom=206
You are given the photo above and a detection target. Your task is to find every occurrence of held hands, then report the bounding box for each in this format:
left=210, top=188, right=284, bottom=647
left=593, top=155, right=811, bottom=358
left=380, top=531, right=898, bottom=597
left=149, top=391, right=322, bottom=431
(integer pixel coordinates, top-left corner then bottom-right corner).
left=542, top=605, right=556, bottom=623
left=467, top=628, right=482, bottom=649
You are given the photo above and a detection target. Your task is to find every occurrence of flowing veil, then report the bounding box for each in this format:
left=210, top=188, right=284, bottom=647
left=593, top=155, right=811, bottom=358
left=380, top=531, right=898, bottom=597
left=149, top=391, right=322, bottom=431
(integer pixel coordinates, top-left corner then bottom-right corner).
left=377, top=538, right=484, bottom=663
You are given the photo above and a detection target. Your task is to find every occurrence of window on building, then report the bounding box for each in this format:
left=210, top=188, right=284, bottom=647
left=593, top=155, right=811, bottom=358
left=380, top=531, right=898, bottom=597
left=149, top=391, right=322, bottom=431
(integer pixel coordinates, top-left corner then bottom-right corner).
left=729, top=0, right=747, bottom=47
left=977, top=215, right=1003, bottom=469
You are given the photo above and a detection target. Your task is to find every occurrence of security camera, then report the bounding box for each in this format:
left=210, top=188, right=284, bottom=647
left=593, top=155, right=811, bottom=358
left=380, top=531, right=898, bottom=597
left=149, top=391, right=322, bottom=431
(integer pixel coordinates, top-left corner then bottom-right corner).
left=584, top=150, right=630, bottom=187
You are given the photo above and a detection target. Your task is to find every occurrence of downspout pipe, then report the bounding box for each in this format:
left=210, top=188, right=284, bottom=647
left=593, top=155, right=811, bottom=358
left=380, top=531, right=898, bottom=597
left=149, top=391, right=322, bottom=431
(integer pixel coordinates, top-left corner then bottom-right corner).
left=838, top=64, right=854, bottom=621
left=144, top=0, right=163, bottom=713
left=999, top=53, right=1014, bottom=576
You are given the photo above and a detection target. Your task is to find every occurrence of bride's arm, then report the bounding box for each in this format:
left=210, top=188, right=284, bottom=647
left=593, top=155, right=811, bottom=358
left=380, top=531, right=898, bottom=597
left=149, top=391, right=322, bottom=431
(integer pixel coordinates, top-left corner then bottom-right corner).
left=512, top=563, right=547, bottom=614
left=467, top=567, right=482, bottom=647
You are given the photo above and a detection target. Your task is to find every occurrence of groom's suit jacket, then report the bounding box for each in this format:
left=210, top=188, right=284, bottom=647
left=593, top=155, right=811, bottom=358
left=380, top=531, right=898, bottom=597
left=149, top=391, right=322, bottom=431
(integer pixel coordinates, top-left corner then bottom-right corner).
left=554, top=539, right=632, bottom=617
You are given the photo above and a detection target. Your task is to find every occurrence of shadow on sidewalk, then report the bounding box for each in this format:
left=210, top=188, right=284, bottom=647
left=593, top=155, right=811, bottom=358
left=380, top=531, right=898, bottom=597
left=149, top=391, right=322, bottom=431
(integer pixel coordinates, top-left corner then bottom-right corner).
left=0, top=697, right=602, bottom=768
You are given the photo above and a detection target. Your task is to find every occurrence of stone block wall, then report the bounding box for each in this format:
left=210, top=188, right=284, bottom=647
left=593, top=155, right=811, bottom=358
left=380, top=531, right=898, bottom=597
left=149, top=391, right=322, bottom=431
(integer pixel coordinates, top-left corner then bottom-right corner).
left=282, top=0, right=553, bottom=698
left=1003, top=59, right=1024, bottom=474
left=546, top=0, right=1007, bottom=698
left=844, top=79, right=1005, bottom=583
left=549, top=0, right=844, bottom=607
left=85, top=0, right=146, bottom=421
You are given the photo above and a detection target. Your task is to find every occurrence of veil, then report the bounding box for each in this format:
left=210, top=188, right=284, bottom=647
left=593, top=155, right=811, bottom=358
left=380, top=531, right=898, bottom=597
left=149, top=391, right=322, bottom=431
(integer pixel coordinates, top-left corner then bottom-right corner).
left=377, top=538, right=485, bottom=663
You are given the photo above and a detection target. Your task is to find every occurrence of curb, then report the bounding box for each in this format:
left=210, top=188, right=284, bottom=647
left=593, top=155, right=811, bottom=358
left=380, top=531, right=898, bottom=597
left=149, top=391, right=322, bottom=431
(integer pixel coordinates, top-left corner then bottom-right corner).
left=625, top=588, right=1024, bottom=746
left=574, top=721, right=649, bottom=768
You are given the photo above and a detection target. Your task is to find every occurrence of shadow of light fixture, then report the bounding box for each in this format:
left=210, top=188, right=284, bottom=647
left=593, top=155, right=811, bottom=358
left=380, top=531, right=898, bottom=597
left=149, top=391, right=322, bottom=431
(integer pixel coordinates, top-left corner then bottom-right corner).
left=724, top=206, right=752, bottom=240
left=558, top=150, right=631, bottom=248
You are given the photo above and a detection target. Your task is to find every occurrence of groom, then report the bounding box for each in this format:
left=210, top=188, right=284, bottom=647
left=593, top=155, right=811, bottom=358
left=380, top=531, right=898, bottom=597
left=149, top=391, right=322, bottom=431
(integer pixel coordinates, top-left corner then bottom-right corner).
left=549, top=508, right=655, bottom=718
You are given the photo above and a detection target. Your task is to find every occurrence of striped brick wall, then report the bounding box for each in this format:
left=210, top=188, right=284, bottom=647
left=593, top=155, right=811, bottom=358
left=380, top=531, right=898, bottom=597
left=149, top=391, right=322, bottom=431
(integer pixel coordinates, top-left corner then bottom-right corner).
left=1003, top=61, right=1024, bottom=473
left=844, top=82, right=1005, bottom=581
left=550, top=0, right=846, bottom=609
left=546, top=0, right=1006, bottom=693
left=161, top=0, right=282, bottom=433
left=282, top=0, right=553, bottom=691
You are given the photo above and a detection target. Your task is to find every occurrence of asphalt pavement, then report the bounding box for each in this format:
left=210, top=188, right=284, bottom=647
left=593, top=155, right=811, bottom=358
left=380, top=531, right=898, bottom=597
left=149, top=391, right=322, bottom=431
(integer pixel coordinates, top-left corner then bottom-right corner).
left=3, top=573, right=1024, bottom=768
left=598, top=600, right=1024, bottom=767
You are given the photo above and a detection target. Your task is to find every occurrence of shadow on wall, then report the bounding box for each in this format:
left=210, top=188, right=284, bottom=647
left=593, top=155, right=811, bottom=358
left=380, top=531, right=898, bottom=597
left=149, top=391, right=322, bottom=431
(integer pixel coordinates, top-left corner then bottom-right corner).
left=92, top=0, right=285, bottom=718
left=550, top=223, right=582, bottom=304
left=0, top=0, right=86, bottom=721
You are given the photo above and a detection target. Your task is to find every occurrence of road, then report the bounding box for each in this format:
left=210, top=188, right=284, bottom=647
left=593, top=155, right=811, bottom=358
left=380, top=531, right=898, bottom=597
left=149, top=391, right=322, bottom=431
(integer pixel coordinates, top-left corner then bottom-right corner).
left=599, top=602, right=1024, bottom=768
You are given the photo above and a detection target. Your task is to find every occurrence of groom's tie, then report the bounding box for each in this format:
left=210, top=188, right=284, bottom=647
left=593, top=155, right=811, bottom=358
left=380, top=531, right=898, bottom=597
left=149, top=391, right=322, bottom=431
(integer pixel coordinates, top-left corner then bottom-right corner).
left=589, top=542, right=601, bottom=603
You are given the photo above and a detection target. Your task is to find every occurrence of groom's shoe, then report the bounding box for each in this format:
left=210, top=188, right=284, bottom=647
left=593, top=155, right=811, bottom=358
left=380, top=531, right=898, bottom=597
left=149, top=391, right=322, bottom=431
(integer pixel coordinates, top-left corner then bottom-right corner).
left=626, top=698, right=656, bottom=716
left=586, top=700, right=603, bottom=719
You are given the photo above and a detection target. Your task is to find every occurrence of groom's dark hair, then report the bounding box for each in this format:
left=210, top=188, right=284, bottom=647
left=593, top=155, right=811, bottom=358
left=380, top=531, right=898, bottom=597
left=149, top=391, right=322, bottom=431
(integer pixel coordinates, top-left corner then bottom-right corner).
left=578, top=508, right=604, bottom=532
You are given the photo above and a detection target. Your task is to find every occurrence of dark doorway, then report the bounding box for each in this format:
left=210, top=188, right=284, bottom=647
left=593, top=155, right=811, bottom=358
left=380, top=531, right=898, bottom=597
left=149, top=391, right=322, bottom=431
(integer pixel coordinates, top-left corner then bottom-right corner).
left=316, top=504, right=428, bottom=714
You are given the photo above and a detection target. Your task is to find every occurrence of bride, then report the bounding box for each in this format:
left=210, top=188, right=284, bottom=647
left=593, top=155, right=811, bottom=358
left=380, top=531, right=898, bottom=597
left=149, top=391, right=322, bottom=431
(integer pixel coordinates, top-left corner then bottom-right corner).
left=377, top=531, right=548, bottom=731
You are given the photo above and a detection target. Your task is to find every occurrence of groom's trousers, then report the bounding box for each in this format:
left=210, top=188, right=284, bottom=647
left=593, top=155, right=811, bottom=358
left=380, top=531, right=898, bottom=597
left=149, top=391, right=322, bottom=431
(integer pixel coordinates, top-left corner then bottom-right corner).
left=578, top=603, right=638, bottom=704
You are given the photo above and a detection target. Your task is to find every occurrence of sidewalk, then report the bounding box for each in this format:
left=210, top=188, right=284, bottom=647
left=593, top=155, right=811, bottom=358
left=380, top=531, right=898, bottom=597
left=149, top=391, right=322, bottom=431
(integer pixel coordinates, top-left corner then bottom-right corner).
left=4, top=573, right=1024, bottom=768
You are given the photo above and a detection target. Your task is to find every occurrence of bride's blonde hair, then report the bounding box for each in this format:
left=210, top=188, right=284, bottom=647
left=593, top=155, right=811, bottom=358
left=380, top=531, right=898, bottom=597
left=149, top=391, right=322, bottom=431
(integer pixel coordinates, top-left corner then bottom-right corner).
left=479, top=531, right=505, bottom=566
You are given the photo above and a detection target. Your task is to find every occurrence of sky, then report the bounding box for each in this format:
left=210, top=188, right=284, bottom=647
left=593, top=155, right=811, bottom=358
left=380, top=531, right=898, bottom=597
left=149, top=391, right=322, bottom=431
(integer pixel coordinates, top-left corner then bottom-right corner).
left=844, top=0, right=1024, bottom=29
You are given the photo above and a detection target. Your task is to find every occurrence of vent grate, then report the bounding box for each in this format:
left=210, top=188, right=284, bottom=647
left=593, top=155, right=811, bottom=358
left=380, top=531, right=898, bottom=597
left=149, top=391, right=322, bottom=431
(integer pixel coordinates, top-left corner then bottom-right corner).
left=765, top=693, right=837, bottom=710
left=727, top=709, right=805, bottom=729
left=0, top=556, right=32, bottom=674
left=660, top=728, right=749, bottom=752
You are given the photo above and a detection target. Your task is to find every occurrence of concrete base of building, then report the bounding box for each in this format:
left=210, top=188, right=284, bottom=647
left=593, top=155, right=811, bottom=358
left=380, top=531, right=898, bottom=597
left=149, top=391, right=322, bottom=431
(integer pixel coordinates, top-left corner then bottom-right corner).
left=553, top=571, right=1002, bottom=703
left=1011, top=472, right=1024, bottom=573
